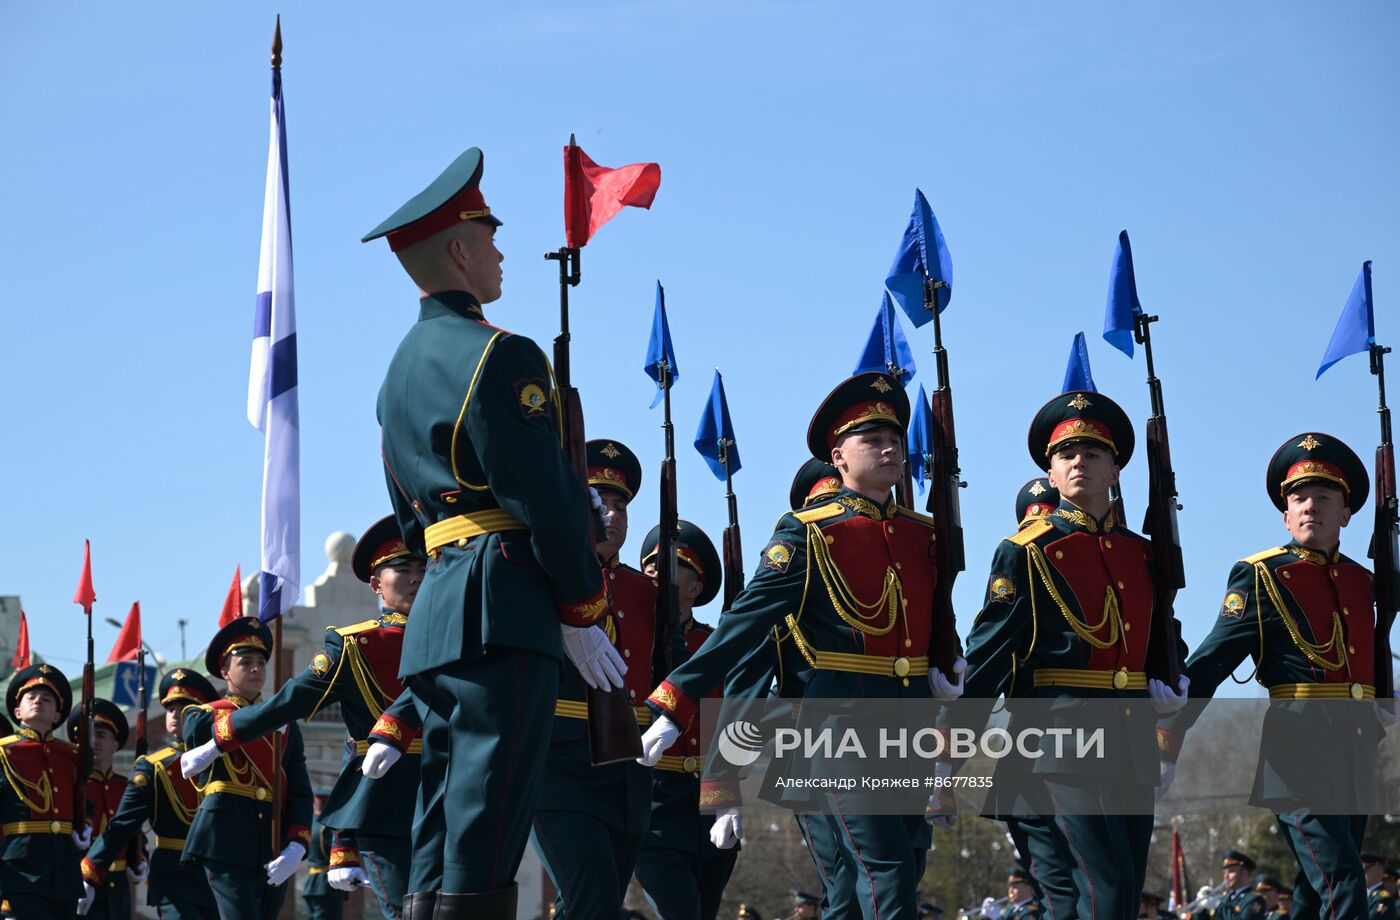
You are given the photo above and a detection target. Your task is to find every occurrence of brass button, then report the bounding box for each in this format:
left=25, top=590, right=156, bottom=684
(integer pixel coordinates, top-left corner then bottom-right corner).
left=895, top=562, right=903, bottom=570
left=608, top=572, right=615, bottom=581
left=1113, top=668, right=1129, bottom=690
left=1117, top=581, right=1125, bottom=590
left=1282, top=571, right=1291, bottom=579
left=1350, top=683, right=1364, bottom=701
left=360, top=637, right=369, bottom=645
left=1331, top=570, right=1338, bottom=578
left=629, top=689, right=637, bottom=698
left=683, top=756, right=699, bottom=772
left=1357, top=727, right=1364, bottom=736
left=826, top=535, right=835, bottom=545
left=1348, top=645, right=1356, bottom=655
left=456, top=538, right=468, bottom=549
left=623, top=649, right=631, bottom=658
left=1343, top=607, right=1350, bottom=616
left=1124, top=707, right=1132, bottom=717
left=1123, top=622, right=1132, bottom=632
left=929, top=533, right=936, bottom=543
left=256, top=788, right=269, bottom=801
left=1055, top=551, right=1064, bottom=560
left=1105, top=540, right=1113, bottom=549
left=616, top=611, right=625, bottom=619
left=904, top=639, right=912, bottom=647
left=894, top=657, right=911, bottom=678
left=50, top=820, right=61, bottom=833
left=445, top=495, right=457, bottom=503
left=690, top=737, right=698, bottom=746
left=886, top=524, right=896, bottom=534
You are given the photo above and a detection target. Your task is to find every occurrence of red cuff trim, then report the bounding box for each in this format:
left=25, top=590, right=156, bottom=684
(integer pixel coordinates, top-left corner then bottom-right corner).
left=81, top=858, right=106, bottom=885
left=1157, top=727, right=1182, bottom=762
left=647, top=680, right=698, bottom=730
left=558, top=586, right=609, bottom=626
left=328, top=846, right=362, bottom=868
left=699, top=781, right=741, bottom=809
left=369, top=714, right=417, bottom=750
left=287, top=825, right=311, bottom=847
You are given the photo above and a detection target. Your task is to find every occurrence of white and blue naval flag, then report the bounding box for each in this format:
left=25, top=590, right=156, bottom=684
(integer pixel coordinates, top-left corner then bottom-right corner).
left=247, top=66, right=299, bottom=623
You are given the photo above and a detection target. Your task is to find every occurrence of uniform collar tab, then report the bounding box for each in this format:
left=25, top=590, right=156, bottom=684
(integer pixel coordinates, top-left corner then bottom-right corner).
left=1053, top=500, right=1115, bottom=534
left=837, top=487, right=894, bottom=521
left=420, top=290, right=485, bottom=322
left=1288, top=542, right=1340, bottom=565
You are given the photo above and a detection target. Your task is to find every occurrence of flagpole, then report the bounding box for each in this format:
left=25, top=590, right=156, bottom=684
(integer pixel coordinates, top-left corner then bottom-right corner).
left=268, top=15, right=284, bottom=855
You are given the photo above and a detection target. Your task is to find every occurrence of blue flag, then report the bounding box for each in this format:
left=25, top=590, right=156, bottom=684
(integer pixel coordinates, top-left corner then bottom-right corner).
left=643, top=280, right=680, bottom=408
left=1317, top=261, right=1375, bottom=378
left=1062, top=331, right=1097, bottom=393
left=248, top=64, right=299, bottom=622
left=694, top=369, right=741, bottom=481
left=853, top=292, right=917, bottom=385
left=907, top=385, right=934, bottom=494
left=885, top=189, right=953, bottom=328
left=1103, top=230, right=1142, bottom=358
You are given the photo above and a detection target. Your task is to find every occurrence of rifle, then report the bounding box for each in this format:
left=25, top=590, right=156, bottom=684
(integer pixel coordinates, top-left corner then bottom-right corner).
left=134, top=644, right=148, bottom=758
left=719, top=439, right=744, bottom=610
left=923, top=278, right=963, bottom=676
left=1133, top=312, right=1183, bottom=686
left=76, top=607, right=94, bottom=835
left=546, top=229, right=643, bottom=765
left=652, top=356, right=681, bottom=683
left=1369, top=343, right=1397, bottom=699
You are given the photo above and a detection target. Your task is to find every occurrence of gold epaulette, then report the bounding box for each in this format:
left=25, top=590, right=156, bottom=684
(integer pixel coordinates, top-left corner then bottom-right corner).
left=1240, top=547, right=1287, bottom=565
left=144, top=746, right=178, bottom=764
left=335, top=620, right=381, bottom=638
left=0, top=735, right=17, bottom=748
left=793, top=502, right=844, bottom=525
left=1007, top=519, right=1053, bottom=546
left=894, top=506, right=936, bottom=527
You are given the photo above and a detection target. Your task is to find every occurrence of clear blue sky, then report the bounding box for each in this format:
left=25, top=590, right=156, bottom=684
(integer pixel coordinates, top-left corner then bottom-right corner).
left=3, top=3, right=1397, bottom=693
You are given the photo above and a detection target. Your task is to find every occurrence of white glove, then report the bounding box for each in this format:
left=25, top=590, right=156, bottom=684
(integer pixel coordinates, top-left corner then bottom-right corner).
left=264, top=841, right=306, bottom=887
left=709, top=807, right=743, bottom=848
left=926, top=761, right=958, bottom=830
left=1377, top=692, right=1400, bottom=731
left=126, top=859, right=149, bottom=882
left=1147, top=674, right=1190, bottom=715
left=928, top=657, right=967, bottom=701
left=180, top=738, right=221, bottom=778
left=588, top=486, right=614, bottom=526
left=72, top=824, right=93, bottom=851
left=980, top=896, right=1002, bottom=919
left=360, top=742, right=402, bottom=779
left=328, top=866, right=369, bottom=891
left=77, top=882, right=96, bottom=915
left=637, top=715, right=683, bottom=766
left=1159, top=759, right=1177, bottom=795
left=561, top=624, right=627, bottom=690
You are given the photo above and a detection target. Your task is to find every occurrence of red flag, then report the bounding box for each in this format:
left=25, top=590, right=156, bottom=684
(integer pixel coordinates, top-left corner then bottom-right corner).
left=1170, top=825, right=1190, bottom=908
left=73, top=539, right=96, bottom=614
left=219, top=566, right=244, bottom=628
left=11, top=610, right=29, bottom=669
left=563, top=142, right=661, bottom=248
left=106, top=602, right=142, bottom=663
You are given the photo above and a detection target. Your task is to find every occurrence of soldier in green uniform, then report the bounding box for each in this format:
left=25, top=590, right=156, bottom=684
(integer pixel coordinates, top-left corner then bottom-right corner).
left=303, top=796, right=349, bottom=920
left=70, top=698, right=140, bottom=920
left=1157, top=434, right=1392, bottom=918
left=1187, top=851, right=1258, bottom=919
left=640, top=373, right=965, bottom=919
left=1136, top=890, right=1170, bottom=919
left=0, top=664, right=86, bottom=918
left=81, top=670, right=219, bottom=919
left=180, top=618, right=314, bottom=919
left=180, top=515, right=425, bottom=919
left=634, top=517, right=735, bottom=920
left=1002, top=868, right=1042, bottom=919
left=529, top=439, right=657, bottom=919
left=364, top=146, right=622, bottom=920
left=1363, top=853, right=1394, bottom=918
left=1242, top=875, right=1285, bottom=918
left=949, top=390, right=1189, bottom=920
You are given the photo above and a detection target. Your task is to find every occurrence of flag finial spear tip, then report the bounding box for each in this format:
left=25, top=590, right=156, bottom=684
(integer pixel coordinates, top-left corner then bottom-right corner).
left=568, top=133, right=576, bottom=147
left=271, top=16, right=283, bottom=70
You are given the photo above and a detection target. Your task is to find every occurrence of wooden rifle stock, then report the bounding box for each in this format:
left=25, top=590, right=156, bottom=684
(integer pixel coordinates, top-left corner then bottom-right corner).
left=548, top=245, right=641, bottom=765
left=1372, top=442, right=1397, bottom=699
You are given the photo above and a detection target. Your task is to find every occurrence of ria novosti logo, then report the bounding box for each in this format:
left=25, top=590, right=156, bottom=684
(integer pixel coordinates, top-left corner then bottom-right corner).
left=716, top=720, right=765, bottom=767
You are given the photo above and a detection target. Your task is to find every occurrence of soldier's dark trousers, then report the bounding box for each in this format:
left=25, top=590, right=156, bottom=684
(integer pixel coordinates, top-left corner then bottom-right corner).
left=0, top=894, right=75, bottom=920
left=1007, top=815, right=1079, bottom=920
left=359, top=834, right=411, bottom=919
left=153, top=895, right=216, bottom=920
left=795, top=813, right=858, bottom=919
left=407, top=649, right=558, bottom=897
left=201, top=860, right=287, bottom=919
left=303, top=893, right=345, bottom=920
left=86, top=874, right=131, bottom=920
left=1276, top=811, right=1367, bottom=920
left=1042, top=781, right=1154, bottom=920
left=827, top=799, right=928, bottom=920
left=635, top=841, right=739, bottom=920
left=531, top=810, right=642, bottom=919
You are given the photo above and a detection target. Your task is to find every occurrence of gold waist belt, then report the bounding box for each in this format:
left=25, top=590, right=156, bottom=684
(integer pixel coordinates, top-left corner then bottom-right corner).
left=2, top=820, right=73, bottom=835
left=154, top=835, right=186, bottom=852
left=1269, top=682, right=1374, bottom=700
left=204, top=780, right=273, bottom=802
left=1034, top=668, right=1147, bottom=690
left=307, top=867, right=327, bottom=875
left=424, top=510, right=527, bottom=555
left=553, top=698, right=653, bottom=726
left=811, top=651, right=929, bottom=679
left=109, top=860, right=127, bottom=872
left=353, top=739, right=423, bottom=756
left=654, top=754, right=703, bottom=774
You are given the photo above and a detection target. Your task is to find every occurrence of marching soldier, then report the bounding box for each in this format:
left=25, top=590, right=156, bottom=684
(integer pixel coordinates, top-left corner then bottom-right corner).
left=81, top=670, right=219, bottom=918
left=70, top=698, right=141, bottom=920
left=365, top=146, right=620, bottom=919
left=180, top=617, right=313, bottom=919
left=529, top=440, right=657, bottom=919
left=1275, top=887, right=1293, bottom=918
left=0, top=664, right=86, bottom=918
left=302, top=796, right=348, bottom=920
left=180, top=515, right=426, bottom=919
left=634, top=518, right=734, bottom=920
left=1185, top=851, right=1254, bottom=919
left=952, top=391, right=1188, bottom=919
left=1364, top=853, right=1394, bottom=918
left=1158, top=434, right=1389, bottom=918
left=640, top=373, right=964, bottom=919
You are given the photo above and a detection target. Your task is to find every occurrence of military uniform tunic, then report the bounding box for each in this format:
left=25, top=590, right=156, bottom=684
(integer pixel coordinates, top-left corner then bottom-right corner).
left=0, top=726, right=84, bottom=917
left=77, top=768, right=138, bottom=920
left=82, top=743, right=217, bottom=919
left=377, top=290, right=607, bottom=897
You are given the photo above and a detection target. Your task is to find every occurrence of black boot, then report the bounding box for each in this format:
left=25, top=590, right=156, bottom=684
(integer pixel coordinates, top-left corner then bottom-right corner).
left=401, top=890, right=438, bottom=920
left=433, top=884, right=517, bottom=920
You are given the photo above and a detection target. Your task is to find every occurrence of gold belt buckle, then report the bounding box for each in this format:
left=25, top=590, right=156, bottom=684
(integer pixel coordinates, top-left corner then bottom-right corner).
left=682, top=756, right=699, bottom=773
left=1113, top=668, right=1129, bottom=690
left=1350, top=682, right=1364, bottom=701
left=50, top=820, right=61, bottom=833
left=256, top=788, right=269, bottom=801
left=893, top=657, right=911, bottom=678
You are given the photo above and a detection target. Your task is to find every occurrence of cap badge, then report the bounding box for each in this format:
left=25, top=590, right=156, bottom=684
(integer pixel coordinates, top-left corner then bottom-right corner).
left=870, top=377, right=893, bottom=394
left=601, top=443, right=621, bottom=459
left=1067, top=394, right=1091, bottom=411
left=1298, top=435, right=1321, bottom=451
left=1028, top=482, right=1047, bottom=496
